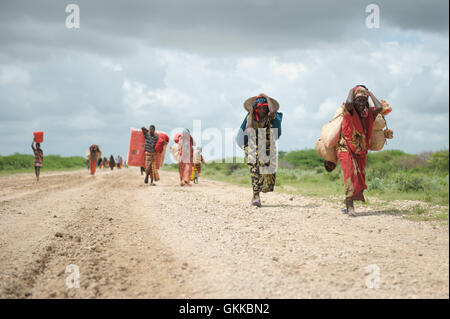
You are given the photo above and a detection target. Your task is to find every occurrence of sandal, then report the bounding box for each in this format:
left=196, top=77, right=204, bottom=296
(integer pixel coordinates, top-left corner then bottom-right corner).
left=250, top=200, right=261, bottom=208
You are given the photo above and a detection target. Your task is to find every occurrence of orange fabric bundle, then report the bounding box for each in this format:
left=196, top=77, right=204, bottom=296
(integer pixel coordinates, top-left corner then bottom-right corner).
left=380, top=100, right=392, bottom=116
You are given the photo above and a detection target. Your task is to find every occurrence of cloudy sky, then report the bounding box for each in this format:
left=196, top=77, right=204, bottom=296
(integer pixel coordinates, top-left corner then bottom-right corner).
left=0, top=0, right=448, bottom=161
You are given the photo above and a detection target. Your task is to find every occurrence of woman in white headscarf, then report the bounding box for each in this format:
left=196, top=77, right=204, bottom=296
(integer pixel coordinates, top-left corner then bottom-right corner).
left=178, top=129, right=195, bottom=186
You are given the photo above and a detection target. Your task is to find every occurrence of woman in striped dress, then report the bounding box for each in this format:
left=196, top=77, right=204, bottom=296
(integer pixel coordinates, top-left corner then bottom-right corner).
left=31, top=139, right=44, bottom=182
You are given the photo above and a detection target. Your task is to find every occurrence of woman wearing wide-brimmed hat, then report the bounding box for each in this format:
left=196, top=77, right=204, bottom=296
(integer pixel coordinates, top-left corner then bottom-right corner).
left=238, top=93, right=282, bottom=207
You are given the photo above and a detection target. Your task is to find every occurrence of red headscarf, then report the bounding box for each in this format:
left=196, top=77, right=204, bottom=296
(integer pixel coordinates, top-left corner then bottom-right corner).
left=252, top=95, right=269, bottom=122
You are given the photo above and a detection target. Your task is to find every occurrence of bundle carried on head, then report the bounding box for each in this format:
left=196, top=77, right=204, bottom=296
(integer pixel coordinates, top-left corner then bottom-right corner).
left=353, top=85, right=369, bottom=98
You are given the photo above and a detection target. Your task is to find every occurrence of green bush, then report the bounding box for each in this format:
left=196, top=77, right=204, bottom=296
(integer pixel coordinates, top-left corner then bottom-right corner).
left=367, top=149, right=407, bottom=166
left=428, top=150, right=449, bottom=174
left=198, top=149, right=448, bottom=206
left=278, top=151, right=287, bottom=159
left=0, top=153, right=87, bottom=171
left=393, top=173, right=426, bottom=192
left=225, top=163, right=245, bottom=176
left=283, top=149, right=323, bottom=169
left=327, top=169, right=341, bottom=181
left=367, top=177, right=383, bottom=191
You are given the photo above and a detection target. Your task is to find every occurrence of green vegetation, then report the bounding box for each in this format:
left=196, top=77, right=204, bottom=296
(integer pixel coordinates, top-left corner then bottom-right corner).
left=0, top=153, right=87, bottom=175
left=167, top=149, right=449, bottom=213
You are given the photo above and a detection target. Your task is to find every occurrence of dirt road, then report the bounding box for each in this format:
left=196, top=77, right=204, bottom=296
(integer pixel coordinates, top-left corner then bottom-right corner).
left=0, top=168, right=448, bottom=298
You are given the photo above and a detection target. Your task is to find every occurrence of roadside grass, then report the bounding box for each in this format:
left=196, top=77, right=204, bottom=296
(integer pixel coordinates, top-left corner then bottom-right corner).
left=162, top=149, right=449, bottom=223
left=403, top=205, right=449, bottom=223
left=0, top=166, right=87, bottom=176
left=0, top=153, right=87, bottom=175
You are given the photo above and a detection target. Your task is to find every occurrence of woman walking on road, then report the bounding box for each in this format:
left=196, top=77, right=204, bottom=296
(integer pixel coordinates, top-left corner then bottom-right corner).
left=31, top=138, right=44, bottom=182
left=109, top=155, right=116, bottom=171
left=337, top=85, right=383, bottom=216
left=238, top=93, right=282, bottom=207
left=178, top=129, right=194, bottom=187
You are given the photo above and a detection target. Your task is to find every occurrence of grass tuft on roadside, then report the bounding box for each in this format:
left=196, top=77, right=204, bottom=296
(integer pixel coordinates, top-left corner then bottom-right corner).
left=162, top=149, right=449, bottom=222
left=0, top=153, right=87, bottom=175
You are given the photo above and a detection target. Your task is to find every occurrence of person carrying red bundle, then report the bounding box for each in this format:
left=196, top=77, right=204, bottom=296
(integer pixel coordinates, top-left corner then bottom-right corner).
left=141, top=125, right=160, bottom=185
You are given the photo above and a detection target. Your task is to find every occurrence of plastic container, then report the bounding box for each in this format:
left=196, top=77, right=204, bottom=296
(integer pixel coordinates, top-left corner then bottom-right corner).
left=127, top=129, right=145, bottom=167
left=33, top=131, right=44, bottom=143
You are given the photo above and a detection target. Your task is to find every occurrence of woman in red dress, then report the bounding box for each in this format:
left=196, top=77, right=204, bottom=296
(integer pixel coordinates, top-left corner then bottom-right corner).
left=337, top=85, right=383, bottom=216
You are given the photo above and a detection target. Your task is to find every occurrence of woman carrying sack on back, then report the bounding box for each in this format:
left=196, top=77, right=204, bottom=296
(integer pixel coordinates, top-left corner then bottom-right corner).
left=337, top=85, right=383, bottom=216
left=178, top=129, right=195, bottom=187
left=88, top=144, right=101, bottom=175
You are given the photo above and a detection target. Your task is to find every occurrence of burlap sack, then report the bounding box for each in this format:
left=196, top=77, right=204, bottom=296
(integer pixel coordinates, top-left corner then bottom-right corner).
left=373, top=114, right=386, bottom=131
left=315, top=138, right=337, bottom=163
left=169, top=143, right=181, bottom=162
left=321, top=106, right=344, bottom=148
left=384, top=128, right=394, bottom=139
left=369, top=130, right=386, bottom=151
left=334, top=104, right=344, bottom=118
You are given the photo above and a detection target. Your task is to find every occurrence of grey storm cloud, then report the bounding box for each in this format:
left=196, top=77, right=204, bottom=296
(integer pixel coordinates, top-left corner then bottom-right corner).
left=0, top=0, right=448, bottom=159
left=0, top=0, right=448, bottom=61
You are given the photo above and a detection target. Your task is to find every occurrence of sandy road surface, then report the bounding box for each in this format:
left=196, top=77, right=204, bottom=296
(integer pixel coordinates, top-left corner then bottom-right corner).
left=0, top=168, right=448, bottom=298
